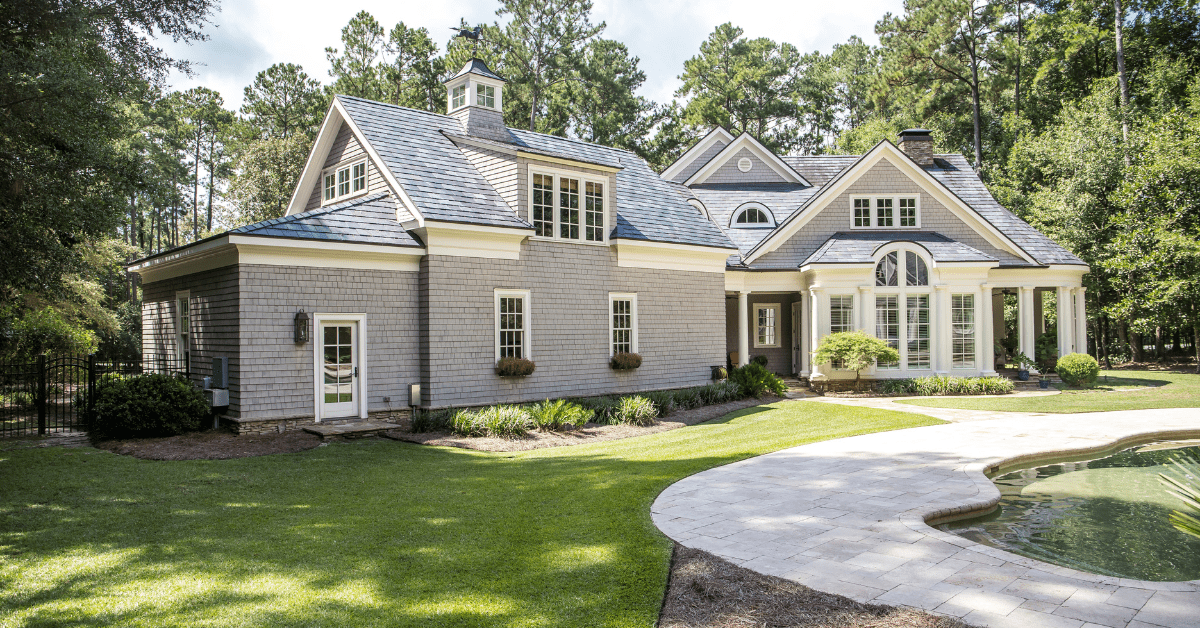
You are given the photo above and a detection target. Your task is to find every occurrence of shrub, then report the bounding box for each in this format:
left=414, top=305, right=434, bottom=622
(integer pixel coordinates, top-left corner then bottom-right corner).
left=812, top=331, right=900, bottom=391
left=613, top=395, right=657, bottom=426
left=610, top=352, right=642, bottom=370
left=751, top=355, right=769, bottom=367
left=573, top=396, right=620, bottom=424
left=411, top=408, right=454, bottom=433
left=710, top=366, right=727, bottom=380
left=1035, top=331, right=1058, bottom=372
left=90, top=373, right=207, bottom=439
left=1057, top=353, right=1100, bottom=387
left=451, top=405, right=532, bottom=437
left=672, top=387, right=702, bottom=410
left=495, top=357, right=536, bottom=377
left=697, top=381, right=742, bottom=405
left=880, top=376, right=1013, bottom=396
left=527, top=399, right=592, bottom=430
left=2, top=390, right=35, bottom=410
left=729, top=363, right=786, bottom=398
left=643, top=390, right=676, bottom=417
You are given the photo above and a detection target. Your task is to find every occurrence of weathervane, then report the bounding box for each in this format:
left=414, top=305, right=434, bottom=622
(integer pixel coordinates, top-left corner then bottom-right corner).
left=451, top=24, right=483, bottom=55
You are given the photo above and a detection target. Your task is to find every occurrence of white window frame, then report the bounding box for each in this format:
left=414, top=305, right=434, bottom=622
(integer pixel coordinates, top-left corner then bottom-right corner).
left=872, top=246, right=935, bottom=372
left=311, top=313, right=368, bottom=421
left=451, top=85, right=466, bottom=109
left=952, top=293, right=977, bottom=369
left=849, top=195, right=921, bottom=229
left=175, top=290, right=191, bottom=369
left=494, top=289, right=531, bottom=362
left=754, top=303, right=781, bottom=348
left=527, top=167, right=609, bottom=245
left=730, top=202, right=776, bottom=229
left=477, top=84, right=495, bottom=108
left=829, top=294, right=854, bottom=370
left=321, top=158, right=368, bottom=206
left=609, top=293, right=638, bottom=356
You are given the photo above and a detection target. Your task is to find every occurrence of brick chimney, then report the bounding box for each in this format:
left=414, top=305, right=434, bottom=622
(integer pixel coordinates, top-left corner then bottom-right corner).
left=897, top=129, right=934, bottom=166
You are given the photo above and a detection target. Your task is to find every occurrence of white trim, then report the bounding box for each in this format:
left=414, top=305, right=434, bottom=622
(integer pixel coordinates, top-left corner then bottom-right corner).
left=729, top=202, right=777, bottom=229
left=608, top=293, right=639, bottom=356
left=312, top=313, right=368, bottom=421
left=174, top=290, right=191, bottom=368
left=849, top=194, right=922, bottom=229
left=754, top=302, right=781, bottom=348
left=320, top=157, right=369, bottom=206
left=518, top=151, right=621, bottom=173
left=683, top=133, right=812, bottom=186
left=527, top=166, right=611, bottom=245
left=744, top=142, right=1035, bottom=265
left=419, top=221, right=531, bottom=260
left=616, top=240, right=733, bottom=273
left=737, top=157, right=753, bottom=172
left=494, top=289, right=531, bottom=362
left=686, top=199, right=710, bottom=221
left=661, top=127, right=735, bottom=181
left=445, top=72, right=505, bottom=114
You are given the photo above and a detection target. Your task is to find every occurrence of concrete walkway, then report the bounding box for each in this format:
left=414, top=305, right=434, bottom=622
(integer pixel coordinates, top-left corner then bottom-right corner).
left=651, top=402, right=1200, bottom=628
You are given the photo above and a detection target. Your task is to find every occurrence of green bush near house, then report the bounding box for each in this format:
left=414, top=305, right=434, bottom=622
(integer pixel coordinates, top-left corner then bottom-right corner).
left=451, top=405, right=532, bottom=438
left=90, top=373, right=207, bottom=439
left=880, top=375, right=1014, bottom=396
left=526, top=399, right=593, bottom=430
left=573, top=395, right=621, bottom=424
left=1057, top=353, right=1101, bottom=387
left=1035, top=331, right=1059, bottom=372
left=643, top=390, right=677, bottom=417
left=612, top=395, right=657, bottom=426
left=812, top=331, right=900, bottom=392
left=729, top=363, right=786, bottom=398
left=751, top=355, right=769, bottom=367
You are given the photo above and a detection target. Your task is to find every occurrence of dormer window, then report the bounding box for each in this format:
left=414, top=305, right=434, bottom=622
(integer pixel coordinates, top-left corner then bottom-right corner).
left=322, top=159, right=368, bottom=205
left=852, top=195, right=920, bottom=229
left=477, top=84, right=495, bottom=108
left=730, top=203, right=775, bottom=228
left=451, top=85, right=466, bottom=109
left=529, top=169, right=606, bottom=243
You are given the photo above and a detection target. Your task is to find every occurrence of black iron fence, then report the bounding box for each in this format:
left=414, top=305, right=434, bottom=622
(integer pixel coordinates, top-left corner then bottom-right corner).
left=0, top=355, right=189, bottom=438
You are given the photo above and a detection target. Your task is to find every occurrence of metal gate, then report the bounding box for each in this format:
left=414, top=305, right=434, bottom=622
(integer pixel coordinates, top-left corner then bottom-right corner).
left=0, top=355, right=188, bottom=438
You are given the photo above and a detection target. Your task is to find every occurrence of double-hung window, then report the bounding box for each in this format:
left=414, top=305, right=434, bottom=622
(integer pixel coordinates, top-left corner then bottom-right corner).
left=322, top=159, right=368, bottom=205
left=529, top=170, right=606, bottom=243
left=755, top=303, right=780, bottom=348
left=175, top=291, right=191, bottom=371
left=851, top=196, right=920, bottom=228
left=875, top=296, right=900, bottom=369
left=610, top=293, right=638, bottom=356
left=952, top=294, right=976, bottom=368
left=495, top=290, right=530, bottom=361
left=829, top=295, right=854, bottom=369
left=874, top=249, right=933, bottom=371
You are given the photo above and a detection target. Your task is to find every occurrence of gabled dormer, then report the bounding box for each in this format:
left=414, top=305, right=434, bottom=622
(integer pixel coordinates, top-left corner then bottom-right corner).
left=445, top=58, right=513, bottom=143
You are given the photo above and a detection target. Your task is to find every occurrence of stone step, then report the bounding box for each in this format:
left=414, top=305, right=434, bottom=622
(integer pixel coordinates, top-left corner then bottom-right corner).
left=302, top=420, right=397, bottom=440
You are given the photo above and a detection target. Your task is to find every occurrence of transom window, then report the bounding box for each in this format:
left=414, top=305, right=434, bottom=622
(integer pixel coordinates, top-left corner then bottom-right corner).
left=754, top=303, right=780, bottom=348
left=610, top=293, right=638, bottom=356
left=529, top=171, right=606, bottom=243
left=322, top=159, right=368, bottom=205
left=876, top=251, right=928, bottom=287
left=732, top=203, right=775, bottom=228
left=952, top=294, right=976, bottom=368
left=477, top=84, right=495, bottom=108
left=452, top=85, right=466, bottom=109
left=851, top=196, right=920, bottom=229
left=495, top=290, right=530, bottom=361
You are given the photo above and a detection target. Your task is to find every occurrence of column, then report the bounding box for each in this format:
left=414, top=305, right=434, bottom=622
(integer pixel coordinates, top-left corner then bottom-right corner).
left=799, top=291, right=810, bottom=376
left=934, top=285, right=951, bottom=375
left=1034, top=289, right=1045, bottom=335
left=1019, top=286, right=1039, bottom=373
left=1056, top=286, right=1074, bottom=359
left=810, top=288, right=825, bottom=379
left=858, top=286, right=873, bottom=333
left=980, top=285, right=996, bottom=376
left=1074, top=287, right=1088, bottom=355
left=738, top=291, right=749, bottom=367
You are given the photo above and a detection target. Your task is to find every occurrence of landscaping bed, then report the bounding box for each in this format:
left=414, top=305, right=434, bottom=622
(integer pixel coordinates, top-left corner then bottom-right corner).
left=95, top=429, right=323, bottom=460
left=391, top=395, right=776, bottom=452
left=661, top=544, right=969, bottom=628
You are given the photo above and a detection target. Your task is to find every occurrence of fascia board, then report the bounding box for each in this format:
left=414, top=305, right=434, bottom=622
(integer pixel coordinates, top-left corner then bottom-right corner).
left=683, top=133, right=811, bottom=187
left=661, top=127, right=735, bottom=181
left=285, top=103, right=342, bottom=216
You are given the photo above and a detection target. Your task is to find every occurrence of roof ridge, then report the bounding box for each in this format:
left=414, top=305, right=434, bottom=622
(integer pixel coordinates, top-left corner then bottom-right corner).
left=508, top=127, right=638, bottom=160
left=336, top=94, right=454, bottom=122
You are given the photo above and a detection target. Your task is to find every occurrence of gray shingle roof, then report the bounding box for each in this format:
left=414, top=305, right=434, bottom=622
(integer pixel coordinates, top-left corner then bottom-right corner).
left=802, top=232, right=997, bottom=266
left=688, top=183, right=818, bottom=255
left=781, top=155, right=859, bottom=186
left=337, top=96, right=532, bottom=230
left=447, top=58, right=506, bottom=83
left=233, top=192, right=422, bottom=247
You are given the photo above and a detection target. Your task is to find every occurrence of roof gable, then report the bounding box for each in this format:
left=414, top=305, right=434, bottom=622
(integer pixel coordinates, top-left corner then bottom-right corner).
left=661, top=127, right=734, bottom=182
left=684, top=133, right=812, bottom=187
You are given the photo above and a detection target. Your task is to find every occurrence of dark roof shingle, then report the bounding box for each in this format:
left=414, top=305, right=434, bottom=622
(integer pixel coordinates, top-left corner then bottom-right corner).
left=233, top=192, right=422, bottom=247
left=802, top=232, right=997, bottom=266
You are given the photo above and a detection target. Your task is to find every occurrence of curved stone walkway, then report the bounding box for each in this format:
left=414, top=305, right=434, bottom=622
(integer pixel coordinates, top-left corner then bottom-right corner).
left=651, top=403, right=1200, bottom=628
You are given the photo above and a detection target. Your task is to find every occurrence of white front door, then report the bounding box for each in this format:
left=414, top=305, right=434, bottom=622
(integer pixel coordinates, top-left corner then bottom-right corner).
left=791, top=302, right=803, bottom=375
left=320, top=322, right=359, bottom=419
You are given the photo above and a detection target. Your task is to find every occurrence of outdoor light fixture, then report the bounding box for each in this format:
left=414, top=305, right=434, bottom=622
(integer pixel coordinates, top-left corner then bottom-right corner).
left=294, top=310, right=310, bottom=343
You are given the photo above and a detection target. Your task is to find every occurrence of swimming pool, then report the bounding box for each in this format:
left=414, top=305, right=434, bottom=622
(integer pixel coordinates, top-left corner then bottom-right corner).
left=941, top=440, right=1200, bottom=581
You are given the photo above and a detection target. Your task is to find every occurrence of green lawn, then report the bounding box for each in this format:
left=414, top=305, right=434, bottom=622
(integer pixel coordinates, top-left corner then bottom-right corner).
left=0, top=401, right=941, bottom=628
left=897, top=369, right=1200, bottom=413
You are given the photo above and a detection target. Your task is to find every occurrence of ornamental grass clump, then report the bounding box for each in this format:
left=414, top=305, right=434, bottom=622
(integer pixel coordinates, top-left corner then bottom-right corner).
left=1056, top=353, right=1100, bottom=387
left=728, top=363, right=786, bottom=398
left=451, top=405, right=532, bottom=438
left=573, top=396, right=620, bottom=424
left=526, top=399, right=592, bottom=430
left=643, top=390, right=676, bottom=417
left=613, top=395, right=657, bottom=426
left=882, top=376, right=1013, bottom=396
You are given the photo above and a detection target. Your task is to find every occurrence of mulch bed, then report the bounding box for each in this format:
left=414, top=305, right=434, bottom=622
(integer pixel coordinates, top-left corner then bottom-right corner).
left=660, top=545, right=971, bottom=628
left=387, top=396, right=781, bottom=453
left=95, top=429, right=324, bottom=460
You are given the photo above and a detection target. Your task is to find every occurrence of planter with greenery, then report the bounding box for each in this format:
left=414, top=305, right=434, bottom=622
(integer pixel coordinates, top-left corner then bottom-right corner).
left=609, top=352, right=642, bottom=370
left=811, top=331, right=901, bottom=392
left=495, top=357, right=536, bottom=378
left=1013, top=351, right=1037, bottom=380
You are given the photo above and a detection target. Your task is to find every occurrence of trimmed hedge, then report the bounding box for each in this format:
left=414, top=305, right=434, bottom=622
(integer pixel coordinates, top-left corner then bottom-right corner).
left=90, top=373, right=208, bottom=439
left=1057, top=353, right=1100, bottom=387
left=879, top=375, right=1014, bottom=396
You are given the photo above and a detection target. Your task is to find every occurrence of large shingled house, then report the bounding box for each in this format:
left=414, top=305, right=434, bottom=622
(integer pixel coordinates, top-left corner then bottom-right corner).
left=128, top=59, right=1088, bottom=434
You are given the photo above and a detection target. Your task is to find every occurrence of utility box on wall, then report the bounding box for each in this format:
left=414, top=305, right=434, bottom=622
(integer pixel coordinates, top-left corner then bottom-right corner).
left=211, top=356, right=229, bottom=389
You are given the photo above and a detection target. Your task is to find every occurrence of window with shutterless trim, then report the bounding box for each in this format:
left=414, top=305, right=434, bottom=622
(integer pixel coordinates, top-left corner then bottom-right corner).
left=175, top=291, right=191, bottom=372
left=754, top=303, right=780, bottom=348
left=609, top=293, right=638, bottom=356
left=850, top=195, right=921, bottom=229
left=451, top=85, right=466, bottom=109
left=528, top=169, right=607, bottom=243
left=494, top=290, right=530, bottom=361
left=952, top=294, right=976, bottom=368
left=322, top=158, right=368, bottom=205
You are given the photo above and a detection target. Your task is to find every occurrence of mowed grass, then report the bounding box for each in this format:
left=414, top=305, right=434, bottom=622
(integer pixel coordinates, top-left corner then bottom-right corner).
left=897, top=369, right=1200, bottom=414
left=0, top=401, right=941, bottom=628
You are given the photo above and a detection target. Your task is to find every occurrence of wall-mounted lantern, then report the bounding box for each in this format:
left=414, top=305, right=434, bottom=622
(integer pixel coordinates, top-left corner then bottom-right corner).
left=294, top=310, right=310, bottom=344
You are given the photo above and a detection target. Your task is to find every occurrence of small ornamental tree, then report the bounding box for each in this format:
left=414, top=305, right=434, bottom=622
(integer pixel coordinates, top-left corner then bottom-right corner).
left=812, top=331, right=900, bottom=392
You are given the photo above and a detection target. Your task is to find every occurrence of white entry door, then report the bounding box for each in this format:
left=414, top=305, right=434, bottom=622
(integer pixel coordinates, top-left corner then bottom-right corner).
left=320, top=322, right=359, bottom=419
left=791, top=302, right=803, bottom=375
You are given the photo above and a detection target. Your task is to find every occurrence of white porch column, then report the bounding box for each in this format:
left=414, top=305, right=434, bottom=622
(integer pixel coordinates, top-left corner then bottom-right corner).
left=810, top=288, right=825, bottom=379
left=858, top=286, right=873, bottom=332
left=1074, top=287, right=1088, bottom=355
left=1019, top=286, right=1039, bottom=373
left=800, top=291, right=811, bottom=376
left=1056, top=286, right=1074, bottom=359
left=980, top=285, right=996, bottom=376
left=934, top=285, right=951, bottom=375
left=738, top=290, right=749, bottom=367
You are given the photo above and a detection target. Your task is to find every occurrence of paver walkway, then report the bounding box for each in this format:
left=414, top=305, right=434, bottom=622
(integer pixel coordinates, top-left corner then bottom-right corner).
left=652, top=402, right=1200, bottom=628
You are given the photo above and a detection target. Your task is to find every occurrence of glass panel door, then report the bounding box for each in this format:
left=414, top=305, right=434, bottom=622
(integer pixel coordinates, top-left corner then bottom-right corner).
left=321, top=323, right=358, bottom=418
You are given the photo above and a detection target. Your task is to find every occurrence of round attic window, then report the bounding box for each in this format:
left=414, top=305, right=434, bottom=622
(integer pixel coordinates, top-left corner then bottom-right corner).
left=738, top=157, right=753, bottom=172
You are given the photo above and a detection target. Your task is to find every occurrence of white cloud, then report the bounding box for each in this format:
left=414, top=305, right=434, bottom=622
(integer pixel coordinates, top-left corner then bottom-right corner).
left=165, top=0, right=901, bottom=110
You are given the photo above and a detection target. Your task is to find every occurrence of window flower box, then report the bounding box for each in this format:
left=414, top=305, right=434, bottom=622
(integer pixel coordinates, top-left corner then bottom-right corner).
left=496, top=357, right=535, bottom=378
left=610, top=352, right=642, bottom=371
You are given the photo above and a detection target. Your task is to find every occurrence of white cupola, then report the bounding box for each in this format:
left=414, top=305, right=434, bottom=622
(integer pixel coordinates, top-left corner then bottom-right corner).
left=445, top=58, right=512, bottom=143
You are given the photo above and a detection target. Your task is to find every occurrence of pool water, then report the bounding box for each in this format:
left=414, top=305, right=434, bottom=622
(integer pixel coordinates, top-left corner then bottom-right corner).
left=940, top=440, right=1200, bottom=581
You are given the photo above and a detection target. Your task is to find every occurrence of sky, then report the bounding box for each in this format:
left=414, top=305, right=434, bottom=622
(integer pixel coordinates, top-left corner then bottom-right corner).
left=163, top=0, right=904, bottom=111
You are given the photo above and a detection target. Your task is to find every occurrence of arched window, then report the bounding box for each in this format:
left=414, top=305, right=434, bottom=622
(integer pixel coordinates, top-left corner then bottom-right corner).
left=730, top=203, right=775, bottom=228
left=905, top=251, right=928, bottom=286
left=873, top=246, right=934, bottom=372
left=875, top=249, right=929, bottom=286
